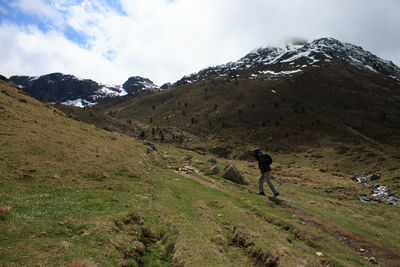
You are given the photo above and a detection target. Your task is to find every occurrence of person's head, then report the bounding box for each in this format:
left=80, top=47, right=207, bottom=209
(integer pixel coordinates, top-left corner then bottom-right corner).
left=253, top=148, right=261, bottom=155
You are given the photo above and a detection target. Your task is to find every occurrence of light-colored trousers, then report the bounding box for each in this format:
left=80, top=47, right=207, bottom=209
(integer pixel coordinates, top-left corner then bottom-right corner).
left=258, top=171, right=278, bottom=194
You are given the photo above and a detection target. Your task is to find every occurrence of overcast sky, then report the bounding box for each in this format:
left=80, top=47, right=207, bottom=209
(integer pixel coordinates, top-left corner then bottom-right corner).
left=1, top=0, right=399, bottom=85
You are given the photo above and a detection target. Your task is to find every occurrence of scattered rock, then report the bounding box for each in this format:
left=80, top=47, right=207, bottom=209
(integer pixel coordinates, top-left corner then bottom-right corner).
left=223, top=164, right=248, bottom=185
left=179, top=165, right=197, bottom=173
left=368, top=257, right=378, bottom=265
left=359, top=248, right=366, bottom=253
left=210, top=165, right=220, bottom=174
left=208, top=158, right=217, bottom=164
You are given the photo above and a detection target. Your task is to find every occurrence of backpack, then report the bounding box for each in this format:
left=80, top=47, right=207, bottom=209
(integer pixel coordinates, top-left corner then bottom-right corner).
left=263, top=153, right=272, bottom=165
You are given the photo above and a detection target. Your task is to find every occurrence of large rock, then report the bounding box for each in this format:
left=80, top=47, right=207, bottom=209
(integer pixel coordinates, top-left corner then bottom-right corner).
left=223, top=164, right=248, bottom=185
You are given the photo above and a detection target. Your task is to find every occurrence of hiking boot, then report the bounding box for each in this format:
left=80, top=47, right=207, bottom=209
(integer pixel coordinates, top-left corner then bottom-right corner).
left=257, top=192, right=265, bottom=195
left=274, top=192, right=280, bottom=198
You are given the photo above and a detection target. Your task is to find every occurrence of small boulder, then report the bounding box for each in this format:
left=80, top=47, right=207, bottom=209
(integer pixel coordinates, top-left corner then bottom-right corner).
left=210, top=165, right=220, bottom=174
left=368, top=257, right=378, bottom=265
left=223, top=164, right=248, bottom=185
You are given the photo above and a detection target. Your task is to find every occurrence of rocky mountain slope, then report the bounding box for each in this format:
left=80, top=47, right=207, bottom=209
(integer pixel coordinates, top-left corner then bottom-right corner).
left=9, top=73, right=158, bottom=107
left=172, top=37, right=400, bottom=86
left=93, top=38, right=400, bottom=158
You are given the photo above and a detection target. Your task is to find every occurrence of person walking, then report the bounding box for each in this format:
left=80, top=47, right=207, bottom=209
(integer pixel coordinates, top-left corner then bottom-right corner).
left=254, top=148, right=279, bottom=197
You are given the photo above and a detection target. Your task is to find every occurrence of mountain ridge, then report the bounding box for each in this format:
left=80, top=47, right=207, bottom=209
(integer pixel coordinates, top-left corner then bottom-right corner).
left=172, top=37, right=400, bottom=87
left=9, top=72, right=158, bottom=107
left=8, top=37, right=400, bottom=107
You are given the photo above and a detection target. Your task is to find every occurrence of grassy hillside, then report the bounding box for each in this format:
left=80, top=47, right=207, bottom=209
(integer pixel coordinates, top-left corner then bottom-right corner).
left=1, top=79, right=400, bottom=266
left=95, top=64, right=400, bottom=158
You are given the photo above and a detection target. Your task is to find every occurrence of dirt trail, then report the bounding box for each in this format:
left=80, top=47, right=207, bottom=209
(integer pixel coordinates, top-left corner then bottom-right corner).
left=271, top=198, right=400, bottom=267
left=175, top=165, right=224, bottom=190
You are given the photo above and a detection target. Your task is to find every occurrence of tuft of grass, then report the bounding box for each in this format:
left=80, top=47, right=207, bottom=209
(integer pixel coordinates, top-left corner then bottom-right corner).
left=0, top=205, right=11, bottom=221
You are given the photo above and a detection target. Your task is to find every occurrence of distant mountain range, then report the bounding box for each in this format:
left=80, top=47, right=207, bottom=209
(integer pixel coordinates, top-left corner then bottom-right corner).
left=8, top=37, right=400, bottom=109
left=9, top=73, right=158, bottom=107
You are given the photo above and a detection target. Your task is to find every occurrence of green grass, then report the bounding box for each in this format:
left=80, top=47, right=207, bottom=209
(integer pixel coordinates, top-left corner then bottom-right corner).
left=1, top=81, right=399, bottom=266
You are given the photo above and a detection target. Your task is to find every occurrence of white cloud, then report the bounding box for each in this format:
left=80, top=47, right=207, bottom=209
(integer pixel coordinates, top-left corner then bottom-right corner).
left=0, top=23, right=128, bottom=84
left=1, top=0, right=400, bottom=85
left=12, top=0, right=66, bottom=28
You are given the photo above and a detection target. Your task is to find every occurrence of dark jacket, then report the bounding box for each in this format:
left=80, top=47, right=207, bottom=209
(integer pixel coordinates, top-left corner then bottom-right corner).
left=254, top=149, right=272, bottom=173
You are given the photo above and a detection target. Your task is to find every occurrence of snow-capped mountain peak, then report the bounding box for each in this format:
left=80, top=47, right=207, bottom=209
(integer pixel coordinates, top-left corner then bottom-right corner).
left=172, top=37, right=400, bottom=86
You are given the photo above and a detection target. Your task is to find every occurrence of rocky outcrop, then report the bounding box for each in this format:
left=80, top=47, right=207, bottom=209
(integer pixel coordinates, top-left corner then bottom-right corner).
left=122, top=76, right=158, bottom=94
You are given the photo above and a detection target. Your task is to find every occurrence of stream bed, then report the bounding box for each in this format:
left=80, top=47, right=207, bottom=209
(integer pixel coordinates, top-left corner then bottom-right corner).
left=354, top=176, right=399, bottom=205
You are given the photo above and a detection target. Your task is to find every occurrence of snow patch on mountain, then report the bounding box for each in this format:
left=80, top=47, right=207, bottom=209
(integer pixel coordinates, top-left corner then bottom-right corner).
left=172, top=38, right=400, bottom=86
left=10, top=73, right=157, bottom=108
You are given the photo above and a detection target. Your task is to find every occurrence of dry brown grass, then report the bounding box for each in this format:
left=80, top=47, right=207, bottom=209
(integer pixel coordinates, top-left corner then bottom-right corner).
left=0, top=205, right=11, bottom=220
left=69, top=259, right=96, bottom=267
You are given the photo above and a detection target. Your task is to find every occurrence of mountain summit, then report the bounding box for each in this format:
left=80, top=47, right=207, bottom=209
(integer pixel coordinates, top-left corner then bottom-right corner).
left=173, top=37, right=400, bottom=86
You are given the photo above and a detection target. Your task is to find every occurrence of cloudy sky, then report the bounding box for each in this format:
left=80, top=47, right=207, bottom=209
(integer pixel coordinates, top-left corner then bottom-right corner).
left=1, top=0, right=399, bottom=85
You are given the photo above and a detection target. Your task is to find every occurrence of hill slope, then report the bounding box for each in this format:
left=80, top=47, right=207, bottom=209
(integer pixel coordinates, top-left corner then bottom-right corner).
left=95, top=60, right=400, bottom=159
left=1, top=77, right=400, bottom=266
